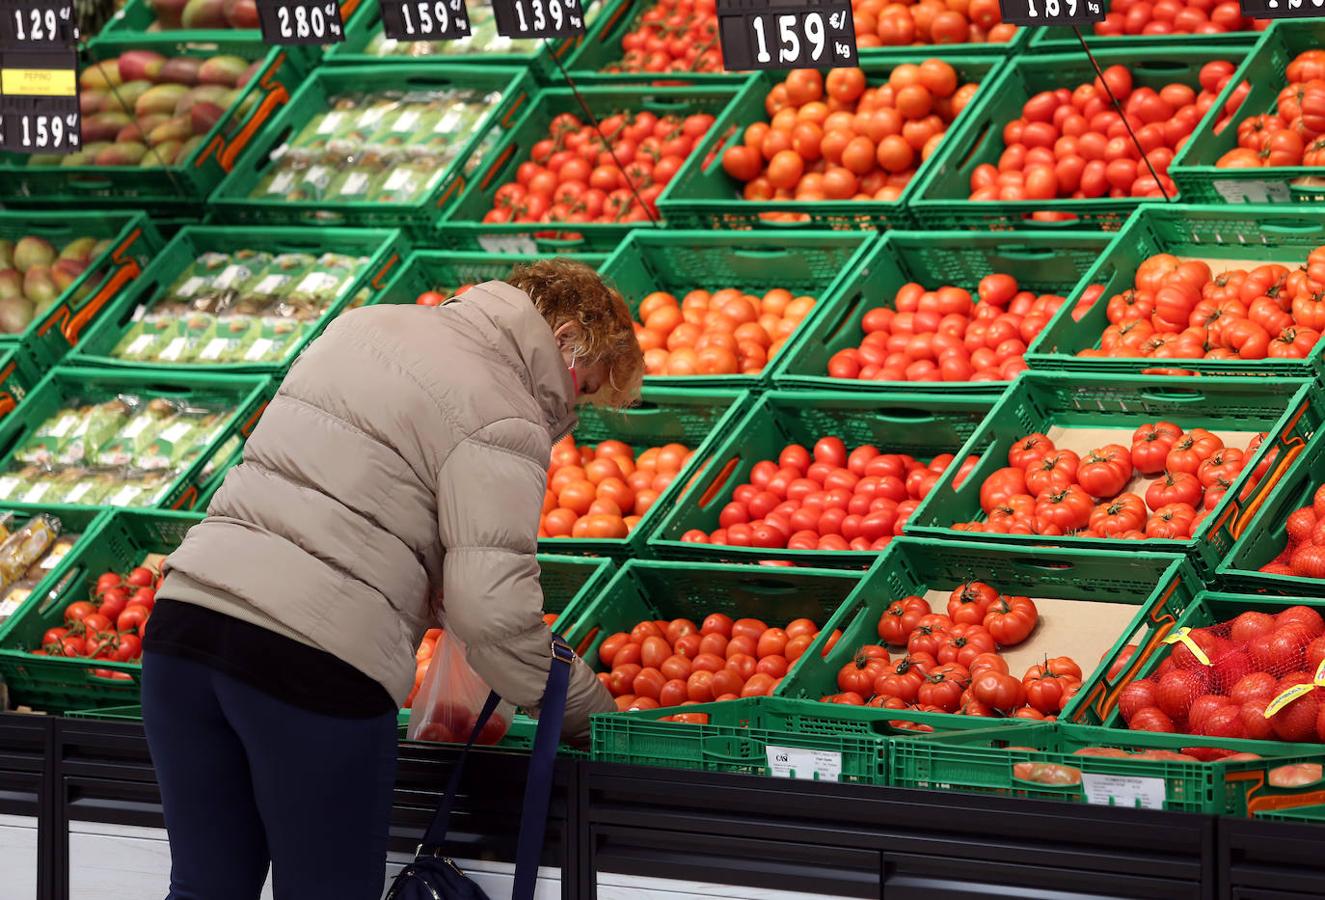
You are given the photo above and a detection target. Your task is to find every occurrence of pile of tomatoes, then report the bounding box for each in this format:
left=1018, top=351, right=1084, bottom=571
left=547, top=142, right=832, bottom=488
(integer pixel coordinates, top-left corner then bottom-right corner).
left=820, top=581, right=1088, bottom=721
left=1219, top=51, right=1325, bottom=168
left=35, top=565, right=157, bottom=668
left=1081, top=252, right=1325, bottom=361
left=596, top=612, right=839, bottom=711
left=679, top=437, right=977, bottom=551
left=825, top=276, right=1101, bottom=384
left=1093, top=0, right=1264, bottom=37
left=1117, top=604, right=1325, bottom=742
left=635, top=286, right=815, bottom=377
left=721, top=64, right=978, bottom=206
left=969, top=61, right=1243, bottom=202
left=1260, top=484, right=1325, bottom=579
left=482, top=110, right=714, bottom=226
left=602, top=0, right=723, bottom=74
left=854, top=0, right=1015, bottom=48
left=542, top=435, right=692, bottom=540
left=956, top=425, right=1270, bottom=539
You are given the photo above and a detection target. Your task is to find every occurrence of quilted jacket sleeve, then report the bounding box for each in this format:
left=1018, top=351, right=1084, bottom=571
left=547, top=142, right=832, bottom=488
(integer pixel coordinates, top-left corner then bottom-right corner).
left=435, top=422, right=614, bottom=742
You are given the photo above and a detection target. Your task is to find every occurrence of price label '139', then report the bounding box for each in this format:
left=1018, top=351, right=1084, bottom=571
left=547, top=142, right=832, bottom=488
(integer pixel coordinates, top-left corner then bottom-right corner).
left=717, top=0, right=856, bottom=71
left=256, top=0, right=344, bottom=45
left=492, top=0, right=584, bottom=38
left=382, top=0, right=471, bottom=39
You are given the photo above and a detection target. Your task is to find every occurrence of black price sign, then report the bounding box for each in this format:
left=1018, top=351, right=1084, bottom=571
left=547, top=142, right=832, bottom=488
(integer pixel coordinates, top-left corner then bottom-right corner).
left=381, top=0, right=471, bottom=40
left=0, top=0, right=77, bottom=49
left=717, top=0, right=856, bottom=72
left=257, top=0, right=344, bottom=44
left=0, top=48, right=79, bottom=154
left=491, top=0, right=584, bottom=39
left=997, top=0, right=1104, bottom=25
left=1238, top=0, right=1325, bottom=18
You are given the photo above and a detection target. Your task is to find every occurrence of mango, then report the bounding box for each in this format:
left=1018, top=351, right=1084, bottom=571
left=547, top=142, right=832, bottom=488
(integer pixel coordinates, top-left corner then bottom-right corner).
left=52, top=258, right=87, bottom=293
left=80, top=61, right=122, bottom=91
left=118, top=50, right=166, bottom=84
left=0, top=296, right=36, bottom=335
left=80, top=92, right=105, bottom=117
left=0, top=241, right=12, bottom=270
left=150, top=0, right=189, bottom=27
left=182, top=0, right=227, bottom=27
left=101, top=80, right=152, bottom=114
left=198, top=55, right=247, bottom=88
left=178, top=135, right=205, bottom=160
left=142, top=141, right=183, bottom=167
left=135, top=84, right=189, bottom=118
left=223, top=0, right=259, bottom=27
left=22, top=267, right=57, bottom=307
left=92, top=239, right=113, bottom=258
left=135, top=114, right=171, bottom=137
left=189, top=102, right=225, bottom=135
left=148, top=117, right=193, bottom=146
left=94, top=142, right=150, bottom=166
left=175, top=84, right=229, bottom=115
left=81, top=111, right=132, bottom=144
left=117, top=123, right=144, bottom=144
left=0, top=269, right=21, bottom=299
left=160, top=57, right=202, bottom=86
left=13, top=237, right=55, bottom=273
left=59, top=150, right=90, bottom=167
left=237, top=59, right=263, bottom=88
left=58, top=237, right=98, bottom=263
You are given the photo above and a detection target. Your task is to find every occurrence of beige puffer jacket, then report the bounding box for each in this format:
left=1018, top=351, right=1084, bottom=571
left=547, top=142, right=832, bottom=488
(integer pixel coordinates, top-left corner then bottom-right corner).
left=162, top=282, right=615, bottom=739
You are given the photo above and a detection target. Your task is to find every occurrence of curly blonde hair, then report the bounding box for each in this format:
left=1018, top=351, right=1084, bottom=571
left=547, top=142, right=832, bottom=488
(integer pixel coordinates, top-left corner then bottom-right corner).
left=507, top=258, right=643, bottom=408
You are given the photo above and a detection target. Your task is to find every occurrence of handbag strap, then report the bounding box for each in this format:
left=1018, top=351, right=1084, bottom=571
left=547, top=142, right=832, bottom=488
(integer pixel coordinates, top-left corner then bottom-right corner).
left=418, top=635, right=574, bottom=900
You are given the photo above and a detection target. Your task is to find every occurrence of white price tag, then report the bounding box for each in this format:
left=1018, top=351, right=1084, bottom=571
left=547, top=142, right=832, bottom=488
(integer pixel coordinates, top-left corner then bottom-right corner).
left=245, top=338, right=276, bottom=361
left=1080, top=773, right=1166, bottom=809
left=158, top=337, right=188, bottom=361
left=764, top=745, right=841, bottom=782
left=317, top=111, right=345, bottom=135
left=1213, top=179, right=1292, bottom=204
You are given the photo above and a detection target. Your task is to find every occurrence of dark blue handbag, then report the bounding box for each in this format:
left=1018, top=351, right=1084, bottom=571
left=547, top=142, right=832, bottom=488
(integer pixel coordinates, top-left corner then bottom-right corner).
left=385, top=636, right=574, bottom=900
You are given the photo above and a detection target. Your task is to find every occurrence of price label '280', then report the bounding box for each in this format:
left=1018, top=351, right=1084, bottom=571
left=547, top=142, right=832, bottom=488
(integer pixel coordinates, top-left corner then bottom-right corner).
left=718, top=0, right=856, bottom=71
left=256, top=0, right=344, bottom=44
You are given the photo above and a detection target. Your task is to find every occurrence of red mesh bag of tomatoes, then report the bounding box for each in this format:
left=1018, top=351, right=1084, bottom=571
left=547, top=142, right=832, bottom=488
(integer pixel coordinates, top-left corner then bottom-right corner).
left=408, top=631, right=514, bottom=746
left=1116, top=604, right=1325, bottom=743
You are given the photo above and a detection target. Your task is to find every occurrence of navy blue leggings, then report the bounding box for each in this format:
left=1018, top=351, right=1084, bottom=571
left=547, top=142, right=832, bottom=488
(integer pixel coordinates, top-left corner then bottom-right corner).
left=141, top=652, right=398, bottom=900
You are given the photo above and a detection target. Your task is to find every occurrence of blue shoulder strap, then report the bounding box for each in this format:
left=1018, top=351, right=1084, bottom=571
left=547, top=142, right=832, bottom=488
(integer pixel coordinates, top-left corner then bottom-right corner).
left=418, top=636, right=574, bottom=900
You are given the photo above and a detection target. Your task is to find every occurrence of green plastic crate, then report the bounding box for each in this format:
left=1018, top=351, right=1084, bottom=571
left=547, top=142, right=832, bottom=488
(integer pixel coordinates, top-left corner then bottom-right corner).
left=906, top=372, right=1322, bottom=575
left=889, top=720, right=1325, bottom=815
left=367, top=249, right=606, bottom=307
left=1218, top=426, right=1325, bottom=596
left=562, top=0, right=752, bottom=84
left=324, top=0, right=608, bottom=82
left=0, top=366, right=275, bottom=513
left=1070, top=590, right=1325, bottom=730
left=780, top=537, right=1202, bottom=722
left=0, top=348, right=41, bottom=429
left=0, top=211, right=160, bottom=370
left=0, top=508, right=201, bottom=711
left=772, top=229, right=1110, bottom=395
left=657, top=55, right=1001, bottom=233
left=0, top=35, right=306, bottom=208
left=648, top=389, right=995, bottom=567
left=208, top=64, right=534, bottom=232
left=69, top=225, right=403, bottom=373
left=1171, top=22, right=1325, bottom=205
left=1028, top=21, right=1266, bottom=53
left=1027, top=205, right=1325, bottom=379
left=598, top=229, right=874, bottom=390
left=541, top=387, right=751, bottom=558
left=442, top=81, right=743, bottom=253
left=910, top=46, right=1249, bottom=231
left=1255, top=803, right=1325, bottom=823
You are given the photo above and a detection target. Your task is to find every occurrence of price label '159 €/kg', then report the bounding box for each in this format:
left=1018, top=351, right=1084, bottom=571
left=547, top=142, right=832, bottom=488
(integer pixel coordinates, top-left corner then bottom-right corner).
left=0, top=48, right=80, bottom=154
left=492, top=0, right=584, bottom=39
left=717, top=0, right=856, bottom=71
left=256, top=0, right=344, bottom=44
left=382, top=0, right=471, bottom=40
left=996, top=0, right=1103, bottom=25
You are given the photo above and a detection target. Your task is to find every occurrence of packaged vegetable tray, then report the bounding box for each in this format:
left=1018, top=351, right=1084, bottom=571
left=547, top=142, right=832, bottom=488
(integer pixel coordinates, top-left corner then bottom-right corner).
left=657, top=55, right=1002, bottom=233
left=540, top=387, right=751, bottom=558
left=368, top=249, right=607, bottom=307
left=648, top=389, right=995, bottom=567
left=888, top=719, right=1325, bottom=815
left=0, top=505, right=108, bottom=637
left=1171, top=21, right=1325, bottom=204
left=597, top=229, right=874, bottom=390
left=909, top=46, right=1250, bottom=230
left=0, top=367, right=274, bottom=513
left=441, top=81, right=742, bottom=254
left=0, top=35, right=307, bottom=208
left=70, top=225, right=402, bottom=372
left=1026, top=204, right=1325, bottom=380
left=905, top=371, right=1321, bottom=575
left=773, top=229, right=1110, bottom=394
left=208, top=63, right=534, bottom=231
left=0, top=508, right=199, bottom=711
left=779, top=537, right=1202, bottom=726
left=0, top=211, right=160, bottom=370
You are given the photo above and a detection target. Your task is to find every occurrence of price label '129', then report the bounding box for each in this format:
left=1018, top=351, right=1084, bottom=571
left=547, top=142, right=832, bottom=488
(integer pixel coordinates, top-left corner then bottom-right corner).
left=717, top=0, right=856, bottom=71
left=382, top=0, right=472, bottom=40
left=0, top=0, right=77, bottom=48
left=997, top=0, right=1103, bottom=25
left=256, top=0, right=344, bottom=44
left=492, top=0, right=584, bottom=38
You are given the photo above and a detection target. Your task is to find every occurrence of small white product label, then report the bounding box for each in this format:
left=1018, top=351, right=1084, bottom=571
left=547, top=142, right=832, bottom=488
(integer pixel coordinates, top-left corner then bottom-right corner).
left=383, top=168, right=416, bottom=192
left=268, top=170, right=295, bottom=195
left=392, top=109, right=421, bottom=134
left=254, top=274, right=288, bottom=295
left=0, top=596, right=20, bottom=619
left=48, top=414, right=78, bottom=439
left=21, top=482, right=50, bottom=504
left=131, top=304, right=147, bottom=323
left=1213, top=179, right=1291, bottom=204
left=434, top=108, right=463, bottom=134
left=200, top=338, right=230, bottom=361
left=316, top=111, right=345, bottom=135
left=121, top=415, right=155, bottom=440
left=1080, top=773, right=1166, bottom=810
left=108, top=485, right=144, bottom=507
left=296, top=272, right=336, bottom=296
left=176, top=276, right=205, bottom=298
left=356, top=106, right=388, bottom=129
left=478, top=234, right=539, bottom=255
left=124, top=334, right=156, bottom=357
left=304, top=166, right=331, bottom=191
left=245, top=338, right=276, bottom=361
left=213, top=265, right=246, bottom=290
left=158, top=337, right=188, bottom=362
left=0, top=477, right=21, bottom=499
left=64, top=482, right=94, bottom=504
left=764, top=746, right=842, bottom=782
left=341, top=172, right=370, bottom=196
left=159, top=422, right=195, bottom=444
left=41, top=544, right=70, bottom=568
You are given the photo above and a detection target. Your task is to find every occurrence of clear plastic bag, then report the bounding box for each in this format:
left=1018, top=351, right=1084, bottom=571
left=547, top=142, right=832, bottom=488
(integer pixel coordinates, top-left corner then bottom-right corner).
left=407, top=630, right=513, bottom=745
